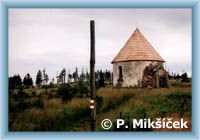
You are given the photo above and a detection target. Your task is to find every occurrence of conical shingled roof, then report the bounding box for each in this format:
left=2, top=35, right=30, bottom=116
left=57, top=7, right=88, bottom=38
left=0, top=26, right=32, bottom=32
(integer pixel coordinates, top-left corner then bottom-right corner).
left=112, top=28, right=165, bottom=63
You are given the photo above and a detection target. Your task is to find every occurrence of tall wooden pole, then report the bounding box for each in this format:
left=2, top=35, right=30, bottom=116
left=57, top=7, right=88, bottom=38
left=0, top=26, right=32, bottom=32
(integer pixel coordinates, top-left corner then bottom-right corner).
left=90, top=20, right=96, bottom=131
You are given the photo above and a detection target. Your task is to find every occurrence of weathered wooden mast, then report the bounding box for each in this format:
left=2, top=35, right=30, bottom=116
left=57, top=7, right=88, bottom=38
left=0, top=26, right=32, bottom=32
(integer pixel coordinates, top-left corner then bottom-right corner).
left=90, top=20, right=96, bottom=131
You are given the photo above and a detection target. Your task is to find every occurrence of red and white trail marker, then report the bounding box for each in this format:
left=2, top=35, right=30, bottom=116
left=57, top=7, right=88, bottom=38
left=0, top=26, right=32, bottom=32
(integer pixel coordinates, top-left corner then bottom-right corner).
left=90, top=100, right=95, bottom=109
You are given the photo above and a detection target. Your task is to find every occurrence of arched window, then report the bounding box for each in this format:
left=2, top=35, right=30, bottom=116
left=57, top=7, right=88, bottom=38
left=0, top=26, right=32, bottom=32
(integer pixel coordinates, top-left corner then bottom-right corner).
left=118, top=66, right=123, bottom=81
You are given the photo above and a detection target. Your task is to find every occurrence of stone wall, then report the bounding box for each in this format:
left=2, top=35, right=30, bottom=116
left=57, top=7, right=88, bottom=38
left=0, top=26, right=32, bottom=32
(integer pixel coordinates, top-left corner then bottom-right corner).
left=113, top=61, right=163, bottom=87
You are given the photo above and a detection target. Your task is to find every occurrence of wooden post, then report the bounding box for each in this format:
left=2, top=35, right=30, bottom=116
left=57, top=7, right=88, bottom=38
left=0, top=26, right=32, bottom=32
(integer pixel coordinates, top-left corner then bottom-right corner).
left=90, top=20, right=96, bottom=131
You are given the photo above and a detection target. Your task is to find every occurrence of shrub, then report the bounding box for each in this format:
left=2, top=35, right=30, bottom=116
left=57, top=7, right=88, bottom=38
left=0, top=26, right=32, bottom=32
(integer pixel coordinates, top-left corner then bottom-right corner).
left=32, top=95, right=44, bottom=109
left=18, top=99, right=31, bottom=111
left=77, top=81, right=89, bottom=97
left=45, top=83, right=56, bottom=89
left=48, top=93, right=54, bottom=99
left=181, top=73, right=190, bottom=83
left=96, top=96, right=103, bottom=113
left=166, top=92, right=191, bottom=115
left=9, top=98, right=18, bottom=114
left=31, top=91, right=36, bottom=96
left=18, top=90, right=29, bottom=98
left=152, top=92, right=191, bottom=116
left=58, top=84, right=73, bottom=102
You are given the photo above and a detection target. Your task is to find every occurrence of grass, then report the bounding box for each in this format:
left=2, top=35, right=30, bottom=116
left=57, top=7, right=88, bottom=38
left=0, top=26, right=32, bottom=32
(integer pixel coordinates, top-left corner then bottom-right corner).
left=9, top=80, right=191, bottom=131
left=87, top=86, right=191, bottom=131
left=9, top=96, right=90, bottom=131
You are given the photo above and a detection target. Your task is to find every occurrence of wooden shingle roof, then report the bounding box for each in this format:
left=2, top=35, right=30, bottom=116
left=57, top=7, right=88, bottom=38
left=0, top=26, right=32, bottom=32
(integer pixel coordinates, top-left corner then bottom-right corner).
left=112, top=28, right=165, bottom=63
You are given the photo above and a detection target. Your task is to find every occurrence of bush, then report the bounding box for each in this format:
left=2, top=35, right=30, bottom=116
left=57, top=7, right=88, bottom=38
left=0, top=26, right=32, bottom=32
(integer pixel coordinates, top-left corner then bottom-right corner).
left=9, top=98, right=18, bottom=114
left=166, top=92, right=191, bottom=115
left=70, top=81, right=89, bottom=98
left=96, top=96, right=103, bottom=113
left=58, top=84, right=73, bottom=102
left=181, top=73, right=190, bottom=83
left=72, top=85, right=79, bottom=96
left=99, top=92, right=133, bottom=113
left=77, top=81, right=89, bottom=97
left=32, top=91, right=36, bottom=96
left=48, top=92, right=55, bottom=99
left=32, top=95, right=44, bottom=109
left=45, top=83, right=56, bottom=89
left=18, top=99, right=31, bottom=111
left=101, top=100, right=117, bottom=112
left=13, top=90, right=29, bottom=100
left=153, top=92, right=191, bottom=116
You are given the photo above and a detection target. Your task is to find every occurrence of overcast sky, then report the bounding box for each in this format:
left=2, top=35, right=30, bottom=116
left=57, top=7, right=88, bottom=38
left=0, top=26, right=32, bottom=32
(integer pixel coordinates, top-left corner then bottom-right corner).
left=9, top=8, right=191, bottom=82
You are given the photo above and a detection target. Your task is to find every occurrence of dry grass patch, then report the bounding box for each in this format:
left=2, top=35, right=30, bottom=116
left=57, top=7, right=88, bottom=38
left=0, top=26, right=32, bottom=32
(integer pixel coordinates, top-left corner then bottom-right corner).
left=67, top=98, right=89, bottom=109
left=44, top=98, right=63, bottom=109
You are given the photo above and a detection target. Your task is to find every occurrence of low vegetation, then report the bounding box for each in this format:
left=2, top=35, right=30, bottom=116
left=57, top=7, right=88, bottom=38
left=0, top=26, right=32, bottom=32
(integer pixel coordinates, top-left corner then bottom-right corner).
left=9, top=80, right=191, bottom=131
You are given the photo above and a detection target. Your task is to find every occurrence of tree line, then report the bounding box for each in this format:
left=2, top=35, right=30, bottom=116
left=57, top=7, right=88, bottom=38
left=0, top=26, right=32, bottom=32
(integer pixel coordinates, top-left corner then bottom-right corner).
left=168, top=72, right=190, bottom=82
left=9, top=68, right=113, bottom=90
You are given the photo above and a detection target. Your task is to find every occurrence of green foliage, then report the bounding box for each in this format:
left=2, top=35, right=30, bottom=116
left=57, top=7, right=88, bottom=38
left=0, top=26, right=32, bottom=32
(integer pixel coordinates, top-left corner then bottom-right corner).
left=46, top=82, right=55, bottom=88
left=48, top=92, right=55, bottom=99
left=148, top=92, right=191, bottom=117
left=61, top=105, right=90, bottom=123
left=58, top=84, right=73, bottom=101
left=98, top=70, right=105, bottom=88
left=32, top=95, right=44, bottom=109
left=96, top=95, right=103, bottom=113
left=36, top=70, right=42, bottom=87
left=132, top=108, right=147, bottom=119
left=101, top=100, right=117, bottom=112
left=9, top=82, right=191, bottom=131
left=10, top=89, right=44, bottom=113
left=13, top=90, right=29, bottom=100
left=112, top=111, right=152, bottom=131
left=181, top=72, right=190, bottom=83
left=23, top=73, right=33, bottom=88
left=166, top=92, right=191, bottom=115
left=76, top=81, right=89, bottom=97
left=18, top=99, right=31, bottom=111
left=9, top=74, right=22, bottom=89
left=9, top=98, right=18, bottom=114
left=72, top=67, right=79, bottom=82
left=9, top=98, right=90, bottom=131
left=100, top=94, right=132, bottom=113
left=31, top=91, right=36, bottom=97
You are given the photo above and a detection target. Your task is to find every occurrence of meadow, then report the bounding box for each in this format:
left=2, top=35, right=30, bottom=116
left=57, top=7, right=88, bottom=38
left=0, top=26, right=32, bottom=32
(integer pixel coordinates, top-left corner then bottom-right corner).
left=9, top=80, right=191, bottom=131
